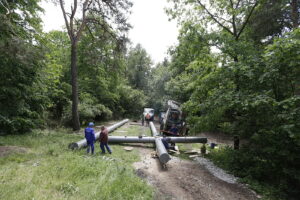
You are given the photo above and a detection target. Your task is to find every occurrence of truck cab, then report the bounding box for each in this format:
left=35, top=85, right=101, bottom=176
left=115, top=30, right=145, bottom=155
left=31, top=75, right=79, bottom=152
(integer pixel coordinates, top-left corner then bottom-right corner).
left=142, top=108, right=154, bottom=125
left=160, top=100, right=188, bottom=136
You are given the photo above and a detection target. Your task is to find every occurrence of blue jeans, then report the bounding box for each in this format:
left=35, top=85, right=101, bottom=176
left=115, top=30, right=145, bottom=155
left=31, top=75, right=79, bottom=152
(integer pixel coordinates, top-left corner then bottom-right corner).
left=100, top=142, right=112, bottom=154
left=87, top=141, right=94, bottom=154
left=162, top=138, right=169, bottom=149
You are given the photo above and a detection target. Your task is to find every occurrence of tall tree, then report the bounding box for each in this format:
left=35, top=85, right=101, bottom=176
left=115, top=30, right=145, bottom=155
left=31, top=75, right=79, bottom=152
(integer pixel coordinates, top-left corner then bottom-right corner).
left=148, top=59, right=172, bottom=112
left=77, top=21, right=126, bottom=120
left=58, top=0, right=132, bottom=130
left=291, top=0, right=299, bottom=28
left=126, top=44, right=152, bottom=92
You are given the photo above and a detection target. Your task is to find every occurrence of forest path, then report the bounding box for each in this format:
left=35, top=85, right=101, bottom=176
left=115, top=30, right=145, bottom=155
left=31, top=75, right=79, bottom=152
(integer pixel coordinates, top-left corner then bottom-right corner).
left=132, top=122, right=259, bottom=200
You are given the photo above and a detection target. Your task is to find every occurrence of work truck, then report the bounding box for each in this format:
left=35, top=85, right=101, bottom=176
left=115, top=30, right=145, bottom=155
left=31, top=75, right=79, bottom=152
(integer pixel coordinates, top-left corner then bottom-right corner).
left=160, top=100, right=188, bottom=136
left=141, top=108, right=154, bottom=126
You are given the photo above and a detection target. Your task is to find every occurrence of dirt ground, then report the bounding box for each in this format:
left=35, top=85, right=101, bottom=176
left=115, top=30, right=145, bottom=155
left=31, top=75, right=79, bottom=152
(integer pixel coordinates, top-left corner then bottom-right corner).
left=132, top=122, right=259, bottom=200
left=0, top=146, right=27, bottom=157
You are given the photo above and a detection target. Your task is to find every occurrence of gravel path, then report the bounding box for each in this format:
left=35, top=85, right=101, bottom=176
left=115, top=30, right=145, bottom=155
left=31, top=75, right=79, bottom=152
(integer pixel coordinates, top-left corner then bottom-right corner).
left=195, top=157, right=238, bottom=184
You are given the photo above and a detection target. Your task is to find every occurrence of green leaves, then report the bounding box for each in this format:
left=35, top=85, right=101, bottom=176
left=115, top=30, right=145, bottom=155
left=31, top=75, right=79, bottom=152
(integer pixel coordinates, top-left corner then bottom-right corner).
left=0, top=1, right=45, bottom=134
left=262, top=29, right=300, bottom=100
left=126, top=44, right=152, bottom=91
left=164, top=2, right=300, bottom=196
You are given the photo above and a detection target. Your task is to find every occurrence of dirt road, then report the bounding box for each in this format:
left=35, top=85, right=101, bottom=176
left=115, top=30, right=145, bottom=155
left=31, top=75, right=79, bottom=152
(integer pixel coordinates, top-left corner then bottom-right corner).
left=132, top=123, right=259, bottom=200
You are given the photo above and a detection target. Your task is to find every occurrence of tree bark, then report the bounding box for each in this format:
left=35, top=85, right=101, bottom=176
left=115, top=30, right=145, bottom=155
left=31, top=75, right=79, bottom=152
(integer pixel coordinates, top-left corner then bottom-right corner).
left=71, top=42, right=80, bottom=131
left=291, top=0, right=299, bottom=28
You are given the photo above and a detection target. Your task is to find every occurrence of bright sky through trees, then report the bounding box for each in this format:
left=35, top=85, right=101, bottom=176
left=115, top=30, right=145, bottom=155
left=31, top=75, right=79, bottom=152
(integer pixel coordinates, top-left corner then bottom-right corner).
left=40, top=0, right=178, bottom=64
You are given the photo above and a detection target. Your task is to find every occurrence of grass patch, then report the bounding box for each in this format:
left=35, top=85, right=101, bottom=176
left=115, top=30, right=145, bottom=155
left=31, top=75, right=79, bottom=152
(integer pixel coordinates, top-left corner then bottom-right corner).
left=0, top=127, right=154, bottom=200
left=112, top=124, right=151, bottom=137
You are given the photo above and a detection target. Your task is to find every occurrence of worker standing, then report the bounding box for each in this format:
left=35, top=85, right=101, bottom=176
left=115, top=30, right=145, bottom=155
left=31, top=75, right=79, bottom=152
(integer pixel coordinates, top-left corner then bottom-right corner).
left=99, top=126, right=112, bottom=154
left=145, top=113, right=151, bottom=126
left=85, top=122, right=96, bottom=155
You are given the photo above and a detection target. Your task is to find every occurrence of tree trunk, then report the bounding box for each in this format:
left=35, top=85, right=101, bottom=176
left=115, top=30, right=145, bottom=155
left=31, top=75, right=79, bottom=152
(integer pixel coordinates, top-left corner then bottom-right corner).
left=234, top=136, right=240, bottom=150
left=71, top=42, right=80, bottom=131
left=291, top=0, right=299, bottom=28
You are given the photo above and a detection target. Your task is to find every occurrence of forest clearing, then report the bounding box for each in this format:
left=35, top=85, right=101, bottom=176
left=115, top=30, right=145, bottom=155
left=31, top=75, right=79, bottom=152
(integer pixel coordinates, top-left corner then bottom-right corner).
left=1, top=120, right=260, bottom=200
left=0, top=0, right=299, bottom=199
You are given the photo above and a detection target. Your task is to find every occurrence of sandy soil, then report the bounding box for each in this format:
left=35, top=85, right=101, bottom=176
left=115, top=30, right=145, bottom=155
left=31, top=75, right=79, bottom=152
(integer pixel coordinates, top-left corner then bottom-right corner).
left=132, top=123, right=259, bottom=200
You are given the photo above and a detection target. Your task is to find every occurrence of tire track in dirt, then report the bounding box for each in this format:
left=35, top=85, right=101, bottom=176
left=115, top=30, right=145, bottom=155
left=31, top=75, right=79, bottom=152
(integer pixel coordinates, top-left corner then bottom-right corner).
left=132, top=122, right=259, bottom=200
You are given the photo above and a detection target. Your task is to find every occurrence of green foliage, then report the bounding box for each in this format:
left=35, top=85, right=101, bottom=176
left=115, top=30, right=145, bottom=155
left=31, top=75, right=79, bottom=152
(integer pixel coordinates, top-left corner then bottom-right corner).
left=262, top=29, right=300, bottom=100
left=0, top=0, right=43, bottom=39
left=247, top=0, right=295, bottom=43
left=126, top=44, right=152, bottom=91
left=0, top=0, right=45, bottom=134
left=61, top=92, right=113, bottom=126
left=41, top=31, right=71, bottom=123
left=117, top=85, right=146, bottom=118
left=78, top=93, right=113, bottom=122
left=1, top=0, right=299, bottom=197
left=147, top=60, right=172, bottom=112
left=1, top=0, right=148, bottom=132
left=76, top=27, right=147, bottom=120
left=165, top=1, right=300, bottom=198
left=174, top=26, right=300, bottom=199
left=38, top=21, right=148, bottom=126
left=185, top=30, right=300, bottom=199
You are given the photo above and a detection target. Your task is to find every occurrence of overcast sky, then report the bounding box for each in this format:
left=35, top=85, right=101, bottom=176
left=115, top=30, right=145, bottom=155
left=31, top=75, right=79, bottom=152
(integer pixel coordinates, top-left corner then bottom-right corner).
left=40, top=0, right=179, bottom=64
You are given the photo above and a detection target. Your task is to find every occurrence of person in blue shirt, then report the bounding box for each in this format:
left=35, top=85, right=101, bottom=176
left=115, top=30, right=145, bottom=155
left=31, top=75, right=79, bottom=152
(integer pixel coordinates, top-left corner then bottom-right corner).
left=85, top=122, right=96, bottom=154
left=161, top=124, right=179, bottom=136
left=169, top=124, right=179, bottom=136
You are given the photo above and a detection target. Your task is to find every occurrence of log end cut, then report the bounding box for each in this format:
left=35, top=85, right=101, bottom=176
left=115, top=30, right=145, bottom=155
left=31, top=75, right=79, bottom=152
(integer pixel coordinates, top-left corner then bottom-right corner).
left=159, top=152, right=171, bottom=164
left=68, top=143, right=79, bottom=150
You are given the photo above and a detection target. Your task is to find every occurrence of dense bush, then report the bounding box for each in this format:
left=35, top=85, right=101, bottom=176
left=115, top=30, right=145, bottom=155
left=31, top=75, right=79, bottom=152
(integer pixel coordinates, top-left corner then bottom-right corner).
left=189, top=29, right=300, bottom=199
left=117, top=85, right=146, bottom=118
left=0, top=1, right=45, bottom=134
left=61, top=92, right=113, bottom=126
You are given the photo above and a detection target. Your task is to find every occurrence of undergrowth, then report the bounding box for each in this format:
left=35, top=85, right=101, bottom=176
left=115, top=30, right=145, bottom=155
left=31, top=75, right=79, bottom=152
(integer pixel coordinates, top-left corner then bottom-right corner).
left=206, top=146, right=293, bottom=200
